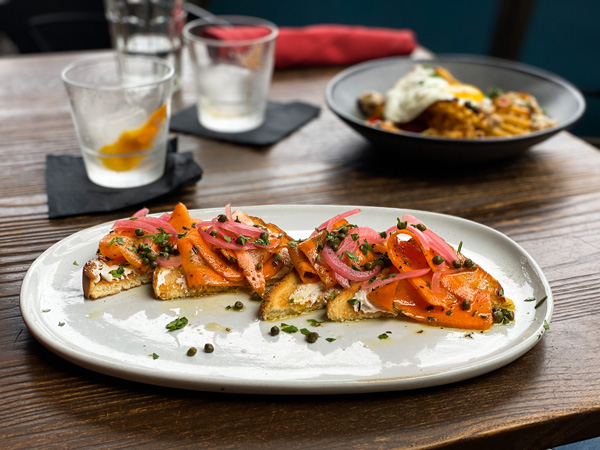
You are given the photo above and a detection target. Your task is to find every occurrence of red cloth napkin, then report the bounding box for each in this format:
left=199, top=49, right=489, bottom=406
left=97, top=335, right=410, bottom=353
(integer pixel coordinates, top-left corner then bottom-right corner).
left=203, top=24, right=417, bottom=69
left=275, top=25, right=417, bottom=69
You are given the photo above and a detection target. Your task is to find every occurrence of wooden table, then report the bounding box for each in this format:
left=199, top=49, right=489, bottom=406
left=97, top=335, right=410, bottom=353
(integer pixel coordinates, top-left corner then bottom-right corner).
left=2, top=50, right=600, bottom=450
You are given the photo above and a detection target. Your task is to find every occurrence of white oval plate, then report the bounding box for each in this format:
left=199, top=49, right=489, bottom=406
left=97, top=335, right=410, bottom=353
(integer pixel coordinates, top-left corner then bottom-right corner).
left=20, top=205, right=552, bottom=394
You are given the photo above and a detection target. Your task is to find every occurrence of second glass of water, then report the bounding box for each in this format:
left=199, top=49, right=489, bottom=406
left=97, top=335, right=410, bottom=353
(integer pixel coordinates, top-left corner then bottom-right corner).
left=183, top=16, right=278, bottom=133
left=104, top=0, right=186, bottom=90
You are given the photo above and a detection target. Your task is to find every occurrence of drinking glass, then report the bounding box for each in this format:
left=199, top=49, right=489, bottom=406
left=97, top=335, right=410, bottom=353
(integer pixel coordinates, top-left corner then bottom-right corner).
left=62, top=55, right=174, bottom=188
left=184, top=16, right=278, bottom=133
left=104, top=0, right=186, bottom=90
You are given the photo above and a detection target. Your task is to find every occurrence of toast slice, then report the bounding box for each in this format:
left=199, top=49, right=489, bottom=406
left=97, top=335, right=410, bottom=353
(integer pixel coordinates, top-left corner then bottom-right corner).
left=83, top=257, right=153, bottom=299
left=259, top=271, right=340, bottom=320
left=326, top=283, right=396, bottom=322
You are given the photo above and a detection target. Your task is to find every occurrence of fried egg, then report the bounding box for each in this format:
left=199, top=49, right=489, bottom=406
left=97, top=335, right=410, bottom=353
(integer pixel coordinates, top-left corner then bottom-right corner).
left=383, top=64, right=486, bottom=124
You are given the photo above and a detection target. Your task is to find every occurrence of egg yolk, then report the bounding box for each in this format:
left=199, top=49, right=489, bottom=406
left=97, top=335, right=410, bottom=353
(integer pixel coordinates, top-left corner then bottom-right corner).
left=98, top=104, right=167, bottom=172
left=446, top=84, right=485, bottom=102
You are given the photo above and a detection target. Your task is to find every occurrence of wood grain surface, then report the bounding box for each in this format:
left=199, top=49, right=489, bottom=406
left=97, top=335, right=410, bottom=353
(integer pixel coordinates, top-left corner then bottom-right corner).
left=1, top=50, right=600, bottom=450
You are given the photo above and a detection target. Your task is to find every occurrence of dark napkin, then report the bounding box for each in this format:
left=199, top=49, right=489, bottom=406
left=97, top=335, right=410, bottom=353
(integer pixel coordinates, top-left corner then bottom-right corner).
left=46, top=138, right=202, bottom=219
left=169, top=101, right=320, bottom=146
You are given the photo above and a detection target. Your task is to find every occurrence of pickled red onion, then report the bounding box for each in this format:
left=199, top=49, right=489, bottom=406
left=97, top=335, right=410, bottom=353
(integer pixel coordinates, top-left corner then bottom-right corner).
left=321, top=246, right=381, bottom=281
left=134, top=217, right=179, bottom=242
left=112, top=220, right=158, bottom=235
left=132, top=208, right=149, bottom=218
left=310, top=208, right=362, bottom=237
left=361, top=268, right=431, bottom=290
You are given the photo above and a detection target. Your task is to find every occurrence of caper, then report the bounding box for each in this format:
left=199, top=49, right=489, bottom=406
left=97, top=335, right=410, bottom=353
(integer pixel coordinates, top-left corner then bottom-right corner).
left=142, top=258, right=150, bottom=265
left=432, top=255, right=444, bottom=265
left=233, top=301, right=244, bottom=310
left=187, top=347, right=197, bottom=356
left=149, top=260, right=158, bottom=269
left=416, top=223, right=427, bottom=232
left=462, top=299, right=471, bottom=311
left=364, top=262, right=374, bottom=270
left=339, top=225, right=349, bottom=235
left=307, top=332, right=319, bottom=343
left=256, top=263, right=262, bottom=270
left=210, top=229, right=218, bottom=237
left=492, top=310, right=504, bottom=323
left=217, top=214, right=228, bottom=222
left=492, top=305, right=500, bottom=312
left=338, top=232, right=347, bottom=240
left=260, top=231, right=269, bottom=240
left=147, top=252, right=157, bottom=261
left=464, top=259, right=476, bottom=269
left=204, top=343, right=214, bottom=353
left=270, top=326, right=280, bottom=336
left=331, top=242, right=339, bottom=252
left=379, top=231, right=387, bottom=238
left=166, top=243, right=174, bottom=252
left=251, top=292, right=262, bottom=302
left=505, top=309, right=515, bottom=321
left=274, top=253, right=282, bottom=262
left=453, top=260, right=461, bottom=269
left=135, top=228, right=144, bottom=236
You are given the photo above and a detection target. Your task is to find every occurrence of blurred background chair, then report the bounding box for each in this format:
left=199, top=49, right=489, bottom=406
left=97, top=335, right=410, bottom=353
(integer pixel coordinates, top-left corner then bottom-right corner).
left=0, top=0, right=597, bottom=144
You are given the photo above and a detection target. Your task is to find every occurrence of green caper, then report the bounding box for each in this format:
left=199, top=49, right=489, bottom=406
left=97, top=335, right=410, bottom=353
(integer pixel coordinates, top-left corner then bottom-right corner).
left=364, top=262, right=374, bottom=270
left=492, top=305, right=500, bottom=312
left=338, top=232, right=347, bottom=240
left=142, top=258, right=150, bottom=265
left=210, top=229, right=218, bottom=237
left=270, top=326, right=280, bottom=336
left=135, top=228, right=144, bottom=236
left=149, top=260, right=158, bottom=269
left=492, top=310, right=504, bottom=323
left=274, top=253, right=282, bottom=262
left=260, top=231, right=269, bottom=240
left=187, top=347, right=197, bottom=356
left=379, top=231, right=387, bottom=238
left=204, top=343, right=214, bottom=353
left=464, top=259, right=476, bottom=269
left=217, top=214, right=228, bottom=222
left=147, top=252, right=157, bottom=261
left=256, top=263, right=262, bottom=270
left=505, top=309, right=515, bottom=321
left=339, top=225, right=349, bottom=235
left=307, top=332, right=319, bottom=343
left=453, top=260, right=462, bottom=269
left=462, top=299, right=471, bottom=311
left=432, top=255, right=444, bottom=265
left=233, top=301, right=244, bottom=310
left=416, top=223, right=427, bottom=232
left=251, top=292, right=262, bottom=302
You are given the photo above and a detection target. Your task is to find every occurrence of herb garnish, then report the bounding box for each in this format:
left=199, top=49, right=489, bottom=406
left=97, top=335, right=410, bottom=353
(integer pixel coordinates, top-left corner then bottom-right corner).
left=166, top=317, right=188, bottom=331
left=280, top=323, right=298, bottom=333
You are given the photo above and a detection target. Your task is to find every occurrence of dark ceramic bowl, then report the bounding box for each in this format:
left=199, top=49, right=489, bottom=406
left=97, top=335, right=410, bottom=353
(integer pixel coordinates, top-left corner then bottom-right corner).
left=325, top=55, right=586, bottom=162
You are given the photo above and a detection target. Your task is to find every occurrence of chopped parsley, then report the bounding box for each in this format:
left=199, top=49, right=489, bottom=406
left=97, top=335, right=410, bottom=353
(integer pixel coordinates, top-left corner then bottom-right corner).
left=110, top=265, right=125, bottom=279
left=165, top=317, right=188, bottom=331
left=280, top=323, right=298, bottom=333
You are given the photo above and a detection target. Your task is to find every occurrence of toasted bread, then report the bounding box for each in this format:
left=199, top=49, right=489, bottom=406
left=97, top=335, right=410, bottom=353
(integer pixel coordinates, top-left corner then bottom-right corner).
left=259, top=271, right=340, bottom=320
left=326, top=283, right=396, bottom=322
left=82, top=257, right=153, bottom=299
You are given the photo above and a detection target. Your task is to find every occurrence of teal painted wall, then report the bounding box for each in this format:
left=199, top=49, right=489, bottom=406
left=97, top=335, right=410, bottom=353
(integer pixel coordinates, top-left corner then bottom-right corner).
left=209, top=0, right=598, bottom=137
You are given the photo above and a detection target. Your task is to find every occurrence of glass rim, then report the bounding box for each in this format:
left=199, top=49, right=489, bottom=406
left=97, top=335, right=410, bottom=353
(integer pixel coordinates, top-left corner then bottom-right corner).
left=183, top=15, right=279, bottom=47
left=61, top=54, right=175, bottom=91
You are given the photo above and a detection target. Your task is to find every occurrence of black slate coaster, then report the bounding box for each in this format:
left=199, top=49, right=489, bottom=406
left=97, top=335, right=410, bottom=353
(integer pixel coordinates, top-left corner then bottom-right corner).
left=46, top=139, right=202, bottom=219
left=169, top=101, right=320, bottom=146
